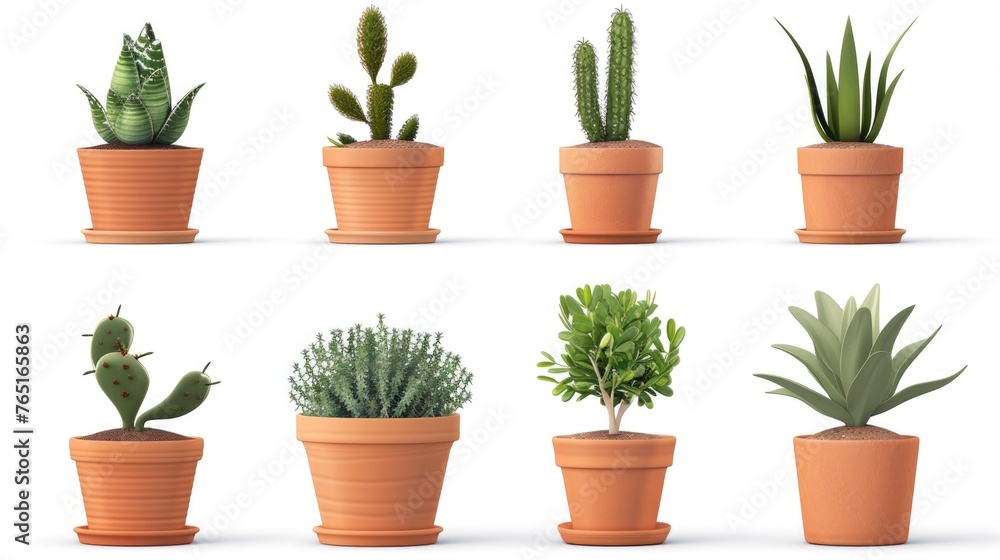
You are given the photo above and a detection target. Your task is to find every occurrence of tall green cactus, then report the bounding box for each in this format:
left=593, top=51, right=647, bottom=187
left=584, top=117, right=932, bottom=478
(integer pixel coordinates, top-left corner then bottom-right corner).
left=572, top=9, right=638, bottom=143
left=328, top=6, right=421, bottom=145
left=78, top=23, right=204, bottom=146
left=82, top=308, right=218, bottom=431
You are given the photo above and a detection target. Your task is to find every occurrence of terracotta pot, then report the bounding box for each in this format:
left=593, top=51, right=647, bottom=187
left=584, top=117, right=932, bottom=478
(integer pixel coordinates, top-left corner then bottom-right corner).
left=793, top=435, right=919, bottom=545
left=78, top=147, right=203, bottom=244
left=296, top=414, right=459, bottom=546
left=322, top=145, right=444, bottom=244
left=69, top=436, right=203, bottom=546
left=796, top=144, right=905, bottom=244
left=552, top=435, right=675, bottom=546
left=558, top=143, right=663, bottom=244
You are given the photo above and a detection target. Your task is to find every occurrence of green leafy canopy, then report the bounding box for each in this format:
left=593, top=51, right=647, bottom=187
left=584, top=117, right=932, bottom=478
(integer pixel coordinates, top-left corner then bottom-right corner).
left=754, top=285, right=965, bottom=427
left=537, top=284, right=684, bottom=435
left=776, top=17, right=914, bottom=143
left=78, top=23, right=204, bottom=145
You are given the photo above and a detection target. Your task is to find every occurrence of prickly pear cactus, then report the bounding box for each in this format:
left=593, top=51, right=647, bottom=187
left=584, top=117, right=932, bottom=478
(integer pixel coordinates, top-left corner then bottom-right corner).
left=136, top=365, right=219, bottom=429
left=83, top=308, right=218, bottom=431
left=93, top=352, right=150, bottom=429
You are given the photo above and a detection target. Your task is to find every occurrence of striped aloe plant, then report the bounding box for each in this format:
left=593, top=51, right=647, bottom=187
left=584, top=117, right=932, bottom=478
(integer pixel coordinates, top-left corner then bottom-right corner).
left=777, top=18, right=914, bottom=143
left=78, top=23, right=204, bottom=145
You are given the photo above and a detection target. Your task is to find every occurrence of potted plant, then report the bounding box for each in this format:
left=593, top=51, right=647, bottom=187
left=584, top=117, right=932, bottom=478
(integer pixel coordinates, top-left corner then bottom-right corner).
left=778, top=18, right=914, bottom=244
left=71, top=307, right=219, bottom=546
left=290, top=315, right=473, bottom=546
left=755, top=285, right=965, bottom=545
left=77, top=23, right=205, bottom=244
left=537, top=285, right=685, bottom=545
left=559, top=9, right=662, bottom=244
left=323, top=7, right=442, bottom=244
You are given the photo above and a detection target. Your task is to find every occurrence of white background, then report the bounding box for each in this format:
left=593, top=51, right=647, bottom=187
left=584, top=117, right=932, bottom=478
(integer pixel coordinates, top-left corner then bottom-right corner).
left=2, top=0, right=999, bottom=558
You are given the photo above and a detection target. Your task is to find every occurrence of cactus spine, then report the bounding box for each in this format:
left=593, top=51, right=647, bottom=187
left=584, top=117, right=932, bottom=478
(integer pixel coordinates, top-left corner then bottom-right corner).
left=572, top=9, right=638, bottom=143
left=328, top=6, right=421, bottom=144
left=83, top=308, right=218, bottom=431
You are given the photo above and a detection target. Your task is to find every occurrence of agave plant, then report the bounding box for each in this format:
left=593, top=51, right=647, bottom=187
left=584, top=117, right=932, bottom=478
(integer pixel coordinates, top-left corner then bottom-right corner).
left=755, top=285, right=965, bottom=427
left=777, top=18, right=914, bottom=143
left=78, top=23, right=204, bottom=145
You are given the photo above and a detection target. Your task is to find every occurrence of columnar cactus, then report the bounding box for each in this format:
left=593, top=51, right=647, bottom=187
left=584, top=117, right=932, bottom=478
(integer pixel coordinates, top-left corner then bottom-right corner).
left=83, top=307, right=218, bottom=430
left=574, top=9, right=637, bottom=143
left=327, top=6, right=420, bottom=145
left=78, top=23, right=204, bottom=145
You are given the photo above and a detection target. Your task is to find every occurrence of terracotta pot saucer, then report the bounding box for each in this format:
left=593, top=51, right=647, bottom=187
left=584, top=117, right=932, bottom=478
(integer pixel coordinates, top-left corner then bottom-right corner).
left=325, top=228, right=440, bottom=245
left=794, top=229, right=905, bottom=244
left=557, top=521, right=670, bottom=546
left=313, top=525, right=443, bottom=547
left=74, top=525, right=199, bottom=546
left=82, top=228, right=199, bottom=244
left=559, top=229, right=661, bottom=244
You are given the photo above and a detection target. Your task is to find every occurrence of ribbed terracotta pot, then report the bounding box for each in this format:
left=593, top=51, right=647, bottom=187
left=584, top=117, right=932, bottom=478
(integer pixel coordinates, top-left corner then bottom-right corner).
left=796, top=143, right=905, bottom=244
left=78, top=147, right=203, bottom=244
left=69, top=436, right=203, bottom=546
left=322, top=144, right=444, bottom=244
left=552, top=435, right=675, bottom=546
left=296, top=414, right=459, bottom=546
left=558, top=142, right=663, bottom=244
left=793, top=435, right=919, bottom=546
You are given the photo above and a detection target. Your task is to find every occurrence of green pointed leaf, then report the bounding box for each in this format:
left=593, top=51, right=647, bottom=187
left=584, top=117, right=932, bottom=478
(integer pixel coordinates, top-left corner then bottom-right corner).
left=138, top=68, right=169, bottom=132
left=756, top=374, right=852, bottom=425
left=77, top=85, right=119, bottom=143
left=838, top=18, right=861, bottom=141
left=872, top=305, right=914, bottom=355
left=873, top=366, right=965, bottom=416
left=775, top=19, right=834, bottom=141
left=840, top=307, right=873, bottom=389
left=864, top=70, right=903, bottom=143
left=876, top=19, right=915, bottom=115
left=860, top=53, right=873, bottom=140
left=788, top=306, right=841, bottom=376
left=846, top=351, right=892, bottom=426
left=106, top=89, right=124, bottom=126
left=396, top=115, right=419, bottom=141
left=131, top=29, right=170, bottom=108
left=111, top=95, right=154, bottom=144
left=154, top=83, right=203, bottom=145
left=111, top=36, right=140, bottom=97
left=825, top=52, right=839, bottom=139
left=860, top=285, right=881, bottom=340
left=840, top=297, right=857, bottom=341
left=772, top=344, right=844, bottom=405
left=889, top=326, right=939, bottom=395
left=815, top=291, right=844, bottom=336
left=536, top=375, right=557, bottom=383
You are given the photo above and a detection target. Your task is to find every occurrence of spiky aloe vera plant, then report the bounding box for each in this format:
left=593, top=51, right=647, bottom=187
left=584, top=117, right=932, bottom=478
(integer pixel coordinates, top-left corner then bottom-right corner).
left=573, top=9, right=636, bottom=143
left=327, top=6, right=420, bottom=146
left=82, top=307, right=219, bottom=430
left=755, top=286, right=964, bottom=427
left=777, top=18, right=914, bottom=143
left=78, top=23, right=204, bottom=145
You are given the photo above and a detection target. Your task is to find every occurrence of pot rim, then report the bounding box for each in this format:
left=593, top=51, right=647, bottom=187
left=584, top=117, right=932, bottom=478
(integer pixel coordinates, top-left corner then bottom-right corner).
left=77, top=146, right=204, bottom=153
left=792, top=434, right=918, bottom=445
left=559, top=143, right=663, bottom=175
left=552, top=434, right=676, bottom=469
left=69, top=436, right=204, bottom=463
left=296, top=413, right=460, bottom=444
left=797, top=144, right=903, bottom=176
left=322, top=144, right=444, bottom=168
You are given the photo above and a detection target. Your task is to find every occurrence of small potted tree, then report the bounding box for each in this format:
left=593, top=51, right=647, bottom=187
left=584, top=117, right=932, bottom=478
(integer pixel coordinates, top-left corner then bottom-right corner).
left=537, top=285, right=685, bottom=545
left=559, top=9, right=663, bottom=244
left=71, top=307, right=219, bottom=546
left=323, top=7, right=443, bottom=244
left=77, top=23, right=205, bottom=244
left=290, top=315, right=473, bottom=546
left=777, top=18, right=914, bottom=244
left=755, top=285, right=965, bottom=545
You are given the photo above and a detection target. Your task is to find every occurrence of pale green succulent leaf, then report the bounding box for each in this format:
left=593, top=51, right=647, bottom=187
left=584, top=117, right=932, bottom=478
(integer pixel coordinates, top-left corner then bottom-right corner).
left=112, top=95, right=154, bottom=144
left=814, top=291, right=844, bottom=336
left=859, top=284, right=881, bottom=340
left=872, top=305, right=914, bottom=355
left=889, top=326, right=939, bottom=395
left=840, top=296, right=857, bottom=341
left=154, top=83, right=203, bottom=145
left=840, top=307, right=873, bottom=389
left=772, top=344, right=845, bottom=405
left=845, top=351, right=892, bottom=426
left=756, top=374, right=852, bottom=425
left=788, top=306, right=841, bottom=376
left=874, top=366, right=964, bottom=416
left=77, top=85, right=119, bottom=143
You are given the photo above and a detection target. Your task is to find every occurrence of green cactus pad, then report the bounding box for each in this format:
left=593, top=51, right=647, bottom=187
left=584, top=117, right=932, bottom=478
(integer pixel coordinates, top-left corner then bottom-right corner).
left=136, top=365, right=218, bottom=430
left=89, top=312, right=134, bottom=367
left=367, top=84, right=394, bottom=140
left=94, top=352, right=150, bottom=429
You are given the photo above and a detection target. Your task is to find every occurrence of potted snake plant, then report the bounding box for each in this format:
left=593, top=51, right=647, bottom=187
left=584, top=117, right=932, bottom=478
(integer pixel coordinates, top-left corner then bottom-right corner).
left=323, top=7, right=443, bottom=244
left=778, top=18, right=914, bottom=244
left=71, top=307, right=219, bottom=546
left=290, top=316, right=473, bottom=546
left=755, top=286, right=965, bottom=545
left=537, top=285, right=685, bottom=546
left=77, top=23, right=205, bottom=244
left=559, top=9, right=663, bottom=244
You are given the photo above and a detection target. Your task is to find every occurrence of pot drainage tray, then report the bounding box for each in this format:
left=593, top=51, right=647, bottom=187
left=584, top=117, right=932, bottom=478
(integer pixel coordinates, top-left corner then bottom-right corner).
left=557, top=521, right=670, bottom=546
left=82, top=229, right=199, bottom=244
left=313, top=525, right=443, bottom=546
left=795, top=229, right=905, bottom=244
left=74, top=525, right=199, bottom=546
left=560, top=228, right=661, bottom=244
left=325, top=228, right=440, bottom=244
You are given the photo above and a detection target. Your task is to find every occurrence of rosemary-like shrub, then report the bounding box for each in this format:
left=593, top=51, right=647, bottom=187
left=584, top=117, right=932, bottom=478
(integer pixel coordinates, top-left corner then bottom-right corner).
left=289, top=315, right=473, bottom=418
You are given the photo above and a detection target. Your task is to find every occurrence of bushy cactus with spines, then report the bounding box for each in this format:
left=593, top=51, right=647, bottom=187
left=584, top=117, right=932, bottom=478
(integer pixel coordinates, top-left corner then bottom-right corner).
left=573, top=9, right=637, bottom=143
left=83, top=307, right=218, bottom=431
left=78, top=23, right=204, bottom=145
left=328, top=6, right=421, bottom=146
